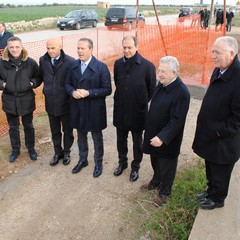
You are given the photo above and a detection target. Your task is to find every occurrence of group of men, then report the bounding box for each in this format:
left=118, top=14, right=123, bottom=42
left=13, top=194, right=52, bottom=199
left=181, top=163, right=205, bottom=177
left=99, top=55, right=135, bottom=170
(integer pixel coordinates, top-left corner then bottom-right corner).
left=0, top=21, right=240, bottom=210
left=215, top=8, right=235, bottom=32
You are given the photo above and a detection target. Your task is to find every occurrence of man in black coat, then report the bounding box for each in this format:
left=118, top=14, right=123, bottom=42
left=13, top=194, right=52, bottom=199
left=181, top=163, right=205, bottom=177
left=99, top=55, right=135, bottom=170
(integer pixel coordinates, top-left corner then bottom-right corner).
left=113, top=35, right=156, bottom=182
left=193, top=36, right=240, bottom=210
left=39, top=38, right=74, bottom=166
left=0, top=37, right=41, bottom=162
left=0, top=22, right=13, bottom=56
left=142, top=56, right=190, bottom=206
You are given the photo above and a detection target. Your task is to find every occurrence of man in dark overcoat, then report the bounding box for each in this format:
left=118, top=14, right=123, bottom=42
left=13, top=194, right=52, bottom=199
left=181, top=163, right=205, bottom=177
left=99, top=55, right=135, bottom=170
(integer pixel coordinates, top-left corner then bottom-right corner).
left=142, top=56, right=190, bottom=206
left=193, top=36, right=240, bottom=210
left=65, top=38, right=112, bottom=178
left=39, top=37, right=75, bottom=166
left=113, top=35, right=156, bottom=182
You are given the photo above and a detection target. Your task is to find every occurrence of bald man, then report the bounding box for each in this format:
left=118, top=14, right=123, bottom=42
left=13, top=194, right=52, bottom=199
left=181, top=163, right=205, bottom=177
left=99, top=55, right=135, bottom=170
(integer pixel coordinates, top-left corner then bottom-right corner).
left=39, top=38, right=75, bottom=166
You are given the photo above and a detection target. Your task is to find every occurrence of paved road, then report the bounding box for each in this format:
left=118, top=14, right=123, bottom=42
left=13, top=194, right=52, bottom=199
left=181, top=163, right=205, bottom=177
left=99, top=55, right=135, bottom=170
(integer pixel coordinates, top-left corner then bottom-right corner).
left=16, top=15, right=178, bottom=43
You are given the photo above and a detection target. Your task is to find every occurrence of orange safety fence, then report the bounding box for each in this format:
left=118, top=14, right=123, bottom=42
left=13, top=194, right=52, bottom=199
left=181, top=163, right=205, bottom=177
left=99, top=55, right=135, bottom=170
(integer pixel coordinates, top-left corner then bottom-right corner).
left=0, top=18, right=225, bottom=137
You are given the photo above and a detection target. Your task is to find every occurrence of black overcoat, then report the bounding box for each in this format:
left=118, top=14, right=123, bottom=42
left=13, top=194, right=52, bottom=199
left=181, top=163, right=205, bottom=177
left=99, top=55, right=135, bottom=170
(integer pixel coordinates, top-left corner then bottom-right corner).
left=142, top=78, right=190, bottom=158
left=39, top=50, right=75, bottom=117
left=0, top=48, right=41, bottom=116
left=192, top=55, right=240, bottom=164
left=65, top=56, right=112, bottom=131
left=113, top=52, right=156, bottom=131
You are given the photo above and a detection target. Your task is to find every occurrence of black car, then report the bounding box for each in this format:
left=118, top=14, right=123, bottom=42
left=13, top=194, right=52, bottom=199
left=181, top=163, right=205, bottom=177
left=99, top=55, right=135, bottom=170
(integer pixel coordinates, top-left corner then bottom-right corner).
left=57, top=9, right=98, bottom=30
left=104, top=7, right=145, bottom=30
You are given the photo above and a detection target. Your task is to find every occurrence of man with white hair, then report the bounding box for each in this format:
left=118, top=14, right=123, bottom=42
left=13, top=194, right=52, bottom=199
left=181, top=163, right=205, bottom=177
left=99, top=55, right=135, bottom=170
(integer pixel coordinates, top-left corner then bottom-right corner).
left=142, top=56, right=190, bottom=206
left=193, top=36, right=240, bottom=210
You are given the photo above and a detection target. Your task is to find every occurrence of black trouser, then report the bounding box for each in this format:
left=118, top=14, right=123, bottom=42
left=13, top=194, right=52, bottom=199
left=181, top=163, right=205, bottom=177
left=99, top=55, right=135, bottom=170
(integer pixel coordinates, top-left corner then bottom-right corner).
left=6, top=112, right=35, bottom=153
left=116, top=128, right=143, bottom=171
left=205, top=160, right=235, bottom=203
left=150, top=154, right=178, bottom=197
left=48, top=113, right=74, bottom=155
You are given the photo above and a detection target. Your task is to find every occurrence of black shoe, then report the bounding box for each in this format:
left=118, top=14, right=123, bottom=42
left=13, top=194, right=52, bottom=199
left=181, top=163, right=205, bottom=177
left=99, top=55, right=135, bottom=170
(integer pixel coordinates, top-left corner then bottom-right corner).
left=28, top=149, right=38, bottom=161
left=195, top=191, right=209, bottom=201
left=200, top=198, right=224, bottom=210
left=113, top=164, right=128, bottom=176
left=130, top=170, right=139, bottom=182
left=9, top=151, right=20, bottom=162
left=50, top=154, right=64, bottom=166
left=93, top=164, right=103, bottom=178
left=63, top=154, right=71, bottom=165
left=72, top=161, right=88, bottom=174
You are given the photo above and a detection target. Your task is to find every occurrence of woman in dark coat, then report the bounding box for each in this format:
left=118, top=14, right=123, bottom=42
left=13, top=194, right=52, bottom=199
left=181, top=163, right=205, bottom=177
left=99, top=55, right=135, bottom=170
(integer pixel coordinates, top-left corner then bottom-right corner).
left=0, top=37, right=41, bottom=162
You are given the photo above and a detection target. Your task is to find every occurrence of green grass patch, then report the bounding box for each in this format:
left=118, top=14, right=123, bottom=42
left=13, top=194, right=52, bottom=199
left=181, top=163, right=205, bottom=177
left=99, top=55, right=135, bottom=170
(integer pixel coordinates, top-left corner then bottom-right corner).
left=136, top=161, right=206, bottom=240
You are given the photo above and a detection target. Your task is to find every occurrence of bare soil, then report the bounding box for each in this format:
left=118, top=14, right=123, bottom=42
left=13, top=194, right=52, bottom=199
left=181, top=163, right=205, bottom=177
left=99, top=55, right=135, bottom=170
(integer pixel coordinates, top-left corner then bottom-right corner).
left=0, top=88, right=202, bottom=240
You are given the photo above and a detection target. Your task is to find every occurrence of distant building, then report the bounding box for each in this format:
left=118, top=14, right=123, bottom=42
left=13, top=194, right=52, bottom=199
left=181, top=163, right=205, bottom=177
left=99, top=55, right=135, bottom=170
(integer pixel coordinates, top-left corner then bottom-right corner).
left=97, top=1, right=110, bottom=8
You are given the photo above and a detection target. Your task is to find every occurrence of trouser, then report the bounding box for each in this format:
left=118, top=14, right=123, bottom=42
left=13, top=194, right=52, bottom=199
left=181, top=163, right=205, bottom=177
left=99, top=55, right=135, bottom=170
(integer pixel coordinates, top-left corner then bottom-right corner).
left=77, top=130, right=103, bottom=166
left=6, top=112, right=35, bottom=152
left=150, top=154, right=178, bottom=197
left=48, top=113, right=74, bottom=155
left=116, top=128, right=143, bottom=171
left=205, top=160, right=235, bottom=202
left=227, top=20, right=232, bottom=31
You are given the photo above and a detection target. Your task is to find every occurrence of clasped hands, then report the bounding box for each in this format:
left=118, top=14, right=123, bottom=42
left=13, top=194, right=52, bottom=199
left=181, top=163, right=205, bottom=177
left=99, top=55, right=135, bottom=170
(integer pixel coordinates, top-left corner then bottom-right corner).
left=72, top=89, right=89, bottom=99
left=150, top=136, right=163, bottom=147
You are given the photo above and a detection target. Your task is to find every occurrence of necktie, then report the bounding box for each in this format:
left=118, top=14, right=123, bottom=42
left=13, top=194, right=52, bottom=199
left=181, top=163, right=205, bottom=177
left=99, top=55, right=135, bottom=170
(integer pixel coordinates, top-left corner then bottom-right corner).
left=81, top=62, right=87, bottom=74
left=52, top=58, right=57, bottom=66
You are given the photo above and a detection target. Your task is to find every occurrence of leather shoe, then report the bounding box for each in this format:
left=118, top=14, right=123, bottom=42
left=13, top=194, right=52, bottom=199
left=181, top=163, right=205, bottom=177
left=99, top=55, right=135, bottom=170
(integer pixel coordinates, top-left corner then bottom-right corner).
left=63, top=154, right=71, bottom=165
left=72, top=161, right=88, bottom=174
left=200, top=198, right=224, bottom=210
left=130, top=170, right=139, bottom=182
left=28, top=149, right=38, bottom=160
left=9, top=151, right=20, bottom=162
left=195, top=191, right=209, bottom=201
left=93, top=164, right=103, bottom=178
left=113, top=164, right=128, bottom=176
left=50, top=154, right=64, bottom=166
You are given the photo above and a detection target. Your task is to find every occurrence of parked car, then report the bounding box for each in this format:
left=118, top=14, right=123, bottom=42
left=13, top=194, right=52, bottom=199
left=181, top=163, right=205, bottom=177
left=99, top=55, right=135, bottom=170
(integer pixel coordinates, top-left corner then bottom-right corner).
left=57, top=9, right=98, bottom=30
left=180, top=7, right=196, bottom=17
left=104, top=7, right=145, bottom=31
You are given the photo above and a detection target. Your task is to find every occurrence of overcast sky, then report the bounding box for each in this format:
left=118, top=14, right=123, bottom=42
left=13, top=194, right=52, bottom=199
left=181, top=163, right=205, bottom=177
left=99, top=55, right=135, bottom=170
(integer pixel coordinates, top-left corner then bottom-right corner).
left=1, top=0, right=237, bottom=6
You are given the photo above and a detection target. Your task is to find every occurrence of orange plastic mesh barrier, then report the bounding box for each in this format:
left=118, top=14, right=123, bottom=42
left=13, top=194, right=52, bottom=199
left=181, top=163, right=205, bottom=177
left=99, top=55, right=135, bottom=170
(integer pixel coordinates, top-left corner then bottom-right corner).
left=0, top=19, right=224, bottom=137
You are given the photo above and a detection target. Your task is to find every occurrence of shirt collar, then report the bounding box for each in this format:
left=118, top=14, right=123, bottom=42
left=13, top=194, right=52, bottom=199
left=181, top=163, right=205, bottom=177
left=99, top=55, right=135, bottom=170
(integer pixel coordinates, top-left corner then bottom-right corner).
left=163, top=77, right=177, bottom=87
left=82, top=56, right=92, bottom=67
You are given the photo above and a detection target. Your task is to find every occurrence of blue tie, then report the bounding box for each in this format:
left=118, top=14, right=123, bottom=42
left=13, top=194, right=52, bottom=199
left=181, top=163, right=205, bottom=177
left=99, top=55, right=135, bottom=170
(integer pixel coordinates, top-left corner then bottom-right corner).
left=81, top=62, right=87, bottom=74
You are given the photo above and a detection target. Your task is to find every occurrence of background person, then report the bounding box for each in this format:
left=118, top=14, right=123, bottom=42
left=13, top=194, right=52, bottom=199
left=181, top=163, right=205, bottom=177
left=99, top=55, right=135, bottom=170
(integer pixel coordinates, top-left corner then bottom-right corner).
left=113, top=35, right=156, bottom=182
left=39, top=37, right=74, bottom=167
left=0, top=22, right=13, bottom=57
left=193, top=36, right=240, bottom=210
left=141, top=56, right=190, bottom=206
left=226, top=8, right=234, bottom=32
left=0, top=37, right=41, bottom=162
left=65, top=37, right=112, bottom=178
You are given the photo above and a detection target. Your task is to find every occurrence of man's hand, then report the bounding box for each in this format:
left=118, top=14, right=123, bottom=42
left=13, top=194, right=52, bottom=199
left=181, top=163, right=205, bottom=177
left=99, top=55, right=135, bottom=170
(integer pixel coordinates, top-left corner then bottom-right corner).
left=150, top=136, right=163, bottom=147
left=72, top=89, right=89, bottom=99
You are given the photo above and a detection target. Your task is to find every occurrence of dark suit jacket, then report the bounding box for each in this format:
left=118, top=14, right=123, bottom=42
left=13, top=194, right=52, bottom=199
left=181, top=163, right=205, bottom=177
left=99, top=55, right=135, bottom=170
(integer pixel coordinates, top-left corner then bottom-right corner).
left=0, top=31, right=13, bottom=49
left=192, top=55, right=240, bottom=164
left=143, top=77, right=190, bottom=159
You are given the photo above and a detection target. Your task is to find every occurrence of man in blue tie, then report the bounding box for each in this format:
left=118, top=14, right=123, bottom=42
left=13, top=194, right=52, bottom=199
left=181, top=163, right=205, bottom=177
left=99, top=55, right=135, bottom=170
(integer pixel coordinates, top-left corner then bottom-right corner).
left=65, top=38, right=112, bottom=178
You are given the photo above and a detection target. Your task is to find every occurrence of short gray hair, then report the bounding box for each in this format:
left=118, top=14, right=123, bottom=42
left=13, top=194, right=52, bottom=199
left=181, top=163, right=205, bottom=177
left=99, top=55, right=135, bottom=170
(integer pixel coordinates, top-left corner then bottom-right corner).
left=159, top=56, right=180, bottom=74
left=215, top=36, right=238, bottom=55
